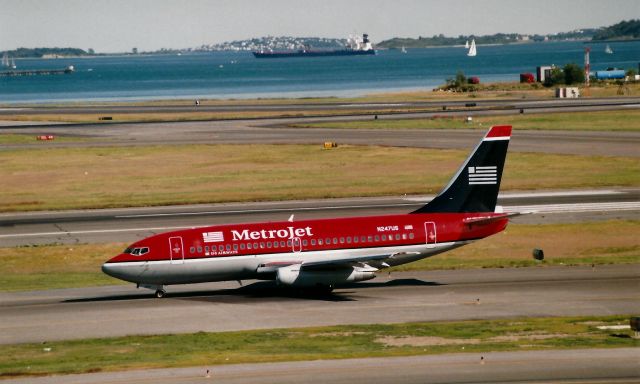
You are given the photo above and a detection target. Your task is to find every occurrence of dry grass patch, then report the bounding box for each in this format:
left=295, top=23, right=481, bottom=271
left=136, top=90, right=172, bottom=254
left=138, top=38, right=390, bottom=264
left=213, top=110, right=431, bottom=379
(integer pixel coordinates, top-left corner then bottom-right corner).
left=1, top=144, right=638, bottom=212
left=394, top=220, right=640, bottom=271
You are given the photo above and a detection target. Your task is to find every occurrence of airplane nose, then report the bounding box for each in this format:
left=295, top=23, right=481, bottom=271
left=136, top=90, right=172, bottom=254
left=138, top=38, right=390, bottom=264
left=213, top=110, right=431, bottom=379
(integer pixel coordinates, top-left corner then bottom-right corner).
left=101, top=262, right=116, bottom=278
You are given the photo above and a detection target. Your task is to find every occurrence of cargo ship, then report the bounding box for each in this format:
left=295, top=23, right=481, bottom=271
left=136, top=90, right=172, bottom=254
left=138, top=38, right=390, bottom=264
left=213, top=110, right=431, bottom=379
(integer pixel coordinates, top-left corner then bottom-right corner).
left=253, top=34, right=375, bottom=58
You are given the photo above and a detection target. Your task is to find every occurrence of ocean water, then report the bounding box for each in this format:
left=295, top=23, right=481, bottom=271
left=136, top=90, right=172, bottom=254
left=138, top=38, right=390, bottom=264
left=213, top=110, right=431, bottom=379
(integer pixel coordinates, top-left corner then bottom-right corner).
left=1, top=41, right=638, bottom=103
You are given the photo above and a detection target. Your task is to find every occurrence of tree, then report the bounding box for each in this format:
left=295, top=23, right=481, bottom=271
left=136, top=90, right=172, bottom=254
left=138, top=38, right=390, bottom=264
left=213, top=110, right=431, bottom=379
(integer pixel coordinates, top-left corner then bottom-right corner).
left=563, top=63, right=585, bottom=85
left=545, top=67, right=565, bottom=86
left=455, top=70, right=467, bottom=88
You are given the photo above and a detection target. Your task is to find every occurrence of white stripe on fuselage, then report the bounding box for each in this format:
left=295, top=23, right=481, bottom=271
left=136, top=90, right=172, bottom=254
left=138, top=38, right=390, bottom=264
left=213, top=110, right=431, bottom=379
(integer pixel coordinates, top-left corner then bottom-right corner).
left=106, top=241, right=465, bottom=285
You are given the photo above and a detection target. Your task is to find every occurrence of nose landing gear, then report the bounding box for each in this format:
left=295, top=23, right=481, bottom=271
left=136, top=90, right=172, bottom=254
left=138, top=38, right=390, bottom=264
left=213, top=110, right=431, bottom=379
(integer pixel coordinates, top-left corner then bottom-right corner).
left=155, top=289, right=167, bottom=298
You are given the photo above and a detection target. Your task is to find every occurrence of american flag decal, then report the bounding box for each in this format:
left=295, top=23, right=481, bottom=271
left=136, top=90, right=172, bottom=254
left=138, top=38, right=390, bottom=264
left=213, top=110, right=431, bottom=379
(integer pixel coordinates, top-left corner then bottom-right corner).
left=468, top=166, right=497, bottom=185
left=203, top=231, right=224, bottom=243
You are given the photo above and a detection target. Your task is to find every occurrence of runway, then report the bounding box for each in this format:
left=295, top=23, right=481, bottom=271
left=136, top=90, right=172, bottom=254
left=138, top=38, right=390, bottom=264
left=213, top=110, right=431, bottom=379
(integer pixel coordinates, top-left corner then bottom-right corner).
left=1, top=96, right=639, bottom=115
left=1, top=98, right=639, bottom=157
left=0, top=188, right=638, bottom=246
left=4, top=348, right=639, bottom=384
left=1, top=264, right=638, bottom=345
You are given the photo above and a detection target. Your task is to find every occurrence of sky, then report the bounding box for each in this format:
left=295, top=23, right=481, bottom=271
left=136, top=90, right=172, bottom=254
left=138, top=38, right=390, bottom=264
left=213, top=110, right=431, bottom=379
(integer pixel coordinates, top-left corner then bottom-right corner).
left=1, top=0, right=638, bottom=52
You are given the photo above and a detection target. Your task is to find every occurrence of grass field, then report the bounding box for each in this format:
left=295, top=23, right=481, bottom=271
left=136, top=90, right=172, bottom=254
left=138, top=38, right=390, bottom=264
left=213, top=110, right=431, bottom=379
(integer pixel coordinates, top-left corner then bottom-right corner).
left=1, top=220, right=637, bottom=292
left=1, top=144, right=638, bottom=212
left=291, top=109, right=640, bottom=132
left=0, top=315, right=635, bottom=378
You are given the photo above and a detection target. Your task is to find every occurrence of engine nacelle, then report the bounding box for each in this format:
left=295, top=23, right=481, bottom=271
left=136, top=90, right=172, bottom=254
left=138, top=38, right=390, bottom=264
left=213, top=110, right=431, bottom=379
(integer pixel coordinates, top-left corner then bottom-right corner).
left=276, top=264, right=376, bottom=288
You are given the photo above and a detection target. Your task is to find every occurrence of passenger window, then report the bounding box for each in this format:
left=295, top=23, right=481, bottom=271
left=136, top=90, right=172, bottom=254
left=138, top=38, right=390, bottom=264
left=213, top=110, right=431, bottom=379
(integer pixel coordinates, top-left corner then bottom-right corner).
left=325, top=238, right=330, bottom=245
left=247, top=243, right=252, bottom=249
left=353, top=236, right=358, bottom=243
left=339, top=237, right=344, bottom=244
left=233, top=244, right=238, bottom=251
left=287, top=240, right=292, bottom=247
left=197, top=246, right=202, bottom=253
left=318, top=239, right=323, bottom=245
left=409, top=233, right=415, bottom=239
left=333, top=238, right=338, bottom=244
left=375, top=235, right=380, bottom=242
left=280, top=241, right=286, bottom=247
left=205, top=246, right=210, bottom=252
left=260, top=243, right=265, bottom=249
left=190, top=247, right=195, bottom=254
left=253, top=242, right=258, bottom=249
left=266, top=241, right=272, bottom=248
left=402, top=234, right=407, bottom=240
left=367, top=236, right=373, bottom=242
left=395, top=234, right=401, bottom=240
left=311, top=239, right=316, bottom=245
left=219, top=245, right=224, bottom=251
left=347, top=237, right=352, bottom=243
left=240, top=243, right=246, bottom=250
left=303, top=239, right=308, bottom=246
left=226, top=244, right=231, bottom=251
left=361, top=236, right=366, bottom=242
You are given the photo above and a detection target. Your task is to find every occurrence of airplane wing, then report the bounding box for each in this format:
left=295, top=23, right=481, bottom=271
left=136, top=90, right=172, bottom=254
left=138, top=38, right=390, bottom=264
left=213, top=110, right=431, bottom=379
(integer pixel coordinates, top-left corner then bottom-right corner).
left=300, top=253, right=392, bottom=271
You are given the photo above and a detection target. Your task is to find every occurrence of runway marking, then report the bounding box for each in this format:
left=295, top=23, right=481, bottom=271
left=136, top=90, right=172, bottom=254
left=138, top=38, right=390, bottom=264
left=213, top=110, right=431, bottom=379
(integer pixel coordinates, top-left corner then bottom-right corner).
left=0, top=226, right=193, bottom=238
left=505, top=201, right=640, bottom=213
left=114, top=203, right=419, bottom=218
left=0, top=202, right=638, bottom=239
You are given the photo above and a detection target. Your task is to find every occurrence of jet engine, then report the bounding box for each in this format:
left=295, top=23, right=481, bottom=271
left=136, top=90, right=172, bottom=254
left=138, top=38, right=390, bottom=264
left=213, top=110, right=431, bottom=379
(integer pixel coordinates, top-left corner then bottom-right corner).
left=276, top=264, right=376, bottom=288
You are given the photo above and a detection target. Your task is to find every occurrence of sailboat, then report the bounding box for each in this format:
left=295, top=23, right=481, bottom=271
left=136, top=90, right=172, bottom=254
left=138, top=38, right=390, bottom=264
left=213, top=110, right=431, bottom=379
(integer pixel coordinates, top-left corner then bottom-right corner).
left=465, top=40, right=469, bottom=49
left=467, top=39, right=477, bottom=57
left=605, top=44, right=613, bottom=54
left=10, top=57, right=16, bottom=69
left=401, top=46, right=407, bottom=53
left=1, top=53, right=8, bottom=68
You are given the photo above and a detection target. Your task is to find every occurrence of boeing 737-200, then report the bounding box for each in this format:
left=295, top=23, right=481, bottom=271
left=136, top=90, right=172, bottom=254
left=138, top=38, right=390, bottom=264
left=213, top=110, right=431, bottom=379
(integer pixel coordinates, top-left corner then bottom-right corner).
left=103, top=125, right=515, bottom=297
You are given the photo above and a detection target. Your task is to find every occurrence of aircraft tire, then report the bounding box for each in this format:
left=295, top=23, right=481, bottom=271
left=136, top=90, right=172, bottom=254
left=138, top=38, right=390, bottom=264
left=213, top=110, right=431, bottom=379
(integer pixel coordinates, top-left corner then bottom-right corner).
left=155, top=289, right=166, bottom=298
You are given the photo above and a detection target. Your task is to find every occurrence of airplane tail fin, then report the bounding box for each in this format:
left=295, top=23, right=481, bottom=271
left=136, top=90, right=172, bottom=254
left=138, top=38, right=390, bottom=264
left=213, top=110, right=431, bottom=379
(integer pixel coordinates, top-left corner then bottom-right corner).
left=412, top=125, right=511, bottom=214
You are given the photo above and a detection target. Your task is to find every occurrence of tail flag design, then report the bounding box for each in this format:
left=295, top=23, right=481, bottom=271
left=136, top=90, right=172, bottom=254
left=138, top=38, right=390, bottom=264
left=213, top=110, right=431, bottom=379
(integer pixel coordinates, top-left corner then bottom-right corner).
left=412, top=125, right=511, bottom=214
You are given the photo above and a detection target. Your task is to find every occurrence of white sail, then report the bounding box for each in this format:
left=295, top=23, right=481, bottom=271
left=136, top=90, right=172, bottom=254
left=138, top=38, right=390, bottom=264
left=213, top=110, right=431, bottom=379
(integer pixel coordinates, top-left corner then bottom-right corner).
left=1, top=53, right=8, bottom=67
left=605, top=44, right=613, bottom=54
left=401, top=46, right=407, bottom=53
left=10, top=57, right=16, bottom=69
left=467, top=39, right=477, bottom=57
left=465, top=40, right=469, bottom=49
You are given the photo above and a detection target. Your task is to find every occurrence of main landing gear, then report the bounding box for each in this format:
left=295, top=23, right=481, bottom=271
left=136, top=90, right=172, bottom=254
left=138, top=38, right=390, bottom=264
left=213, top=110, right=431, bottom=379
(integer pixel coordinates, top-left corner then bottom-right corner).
left=138, top=283, right=167, bottom=298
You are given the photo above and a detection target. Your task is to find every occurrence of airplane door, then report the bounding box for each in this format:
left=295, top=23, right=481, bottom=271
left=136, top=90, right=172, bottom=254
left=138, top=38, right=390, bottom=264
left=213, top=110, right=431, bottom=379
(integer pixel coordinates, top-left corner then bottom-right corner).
left=169, top=236, right=185, bottom=264
left=291, top=237, right=302, bottom=253
left=424, top=222, right=436, bottom=249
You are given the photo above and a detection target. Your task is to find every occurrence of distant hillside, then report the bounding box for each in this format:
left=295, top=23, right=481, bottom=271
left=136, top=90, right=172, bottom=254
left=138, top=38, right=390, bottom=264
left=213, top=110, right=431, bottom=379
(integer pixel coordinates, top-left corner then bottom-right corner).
left=377, top=20, right=640, bottom=48
left=592, top=19, right=640, bottom=40
left=2, top=47, right=89, bottom=58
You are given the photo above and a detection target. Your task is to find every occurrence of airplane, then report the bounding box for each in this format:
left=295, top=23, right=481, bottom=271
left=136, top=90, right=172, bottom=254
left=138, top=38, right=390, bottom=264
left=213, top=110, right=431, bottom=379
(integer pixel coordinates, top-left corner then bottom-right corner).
left=103, top=125, right=514, bottom=298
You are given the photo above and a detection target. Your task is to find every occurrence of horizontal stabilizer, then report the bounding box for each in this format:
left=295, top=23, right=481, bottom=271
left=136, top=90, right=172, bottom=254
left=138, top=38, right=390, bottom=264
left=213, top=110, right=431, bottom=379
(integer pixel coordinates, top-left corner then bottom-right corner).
left=463, top=211, right=531, bottom=226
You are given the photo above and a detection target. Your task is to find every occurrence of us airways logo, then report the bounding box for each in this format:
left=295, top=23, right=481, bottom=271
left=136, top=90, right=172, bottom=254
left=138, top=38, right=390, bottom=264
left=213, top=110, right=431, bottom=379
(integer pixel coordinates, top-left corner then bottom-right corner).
left=468, top=166, right=497, bottom=185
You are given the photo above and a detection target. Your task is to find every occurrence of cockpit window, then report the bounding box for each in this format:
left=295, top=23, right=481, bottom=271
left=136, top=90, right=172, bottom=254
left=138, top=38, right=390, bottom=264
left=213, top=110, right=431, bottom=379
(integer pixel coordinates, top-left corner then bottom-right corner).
left=126, top=247, right=150, bottom=256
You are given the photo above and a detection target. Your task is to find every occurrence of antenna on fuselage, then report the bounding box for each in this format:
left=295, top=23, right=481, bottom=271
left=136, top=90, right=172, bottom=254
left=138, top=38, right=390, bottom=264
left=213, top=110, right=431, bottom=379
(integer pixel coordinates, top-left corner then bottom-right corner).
left=288, top=214, right=295, bottom=222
